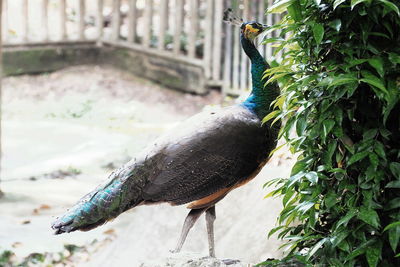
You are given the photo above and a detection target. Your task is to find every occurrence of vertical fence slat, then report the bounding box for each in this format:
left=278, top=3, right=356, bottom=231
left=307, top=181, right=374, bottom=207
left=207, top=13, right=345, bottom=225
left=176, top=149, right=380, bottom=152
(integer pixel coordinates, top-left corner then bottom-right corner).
left=128, top=0, right=137, bottom=43
left=143, top=0, right=153, bottom=47
left=240, top=0, right=249, bottom=91
left=97, top=0, right=104, bottom=40
left=222, top=22, right=232, bottom=94
left=78, top=0, right=85, bottom=40
left=42, top=0, right=48, bottom=41
left=232, top=25, right=240, bottom=90
left=258, top=0, right=265, bottom=58
left=158, top=0, right=168, bottom=50
left=173, top=0, right=183, bottom=54
left=203, top=0, right=213, bottom=79
left=60, top=0, right=67, bottom=40
left=0, top=0, right=3, bottom=190
left=188, top=0, right=198, bottom=57
left=2, top=0, right=7, bottom=43
left=212, top=0, right=223, bottom=81
left=22, top=0, right=28, bottom=42
left=112, top=0, right=120, bottom=41
left=266, top=0, right=273, bottom=59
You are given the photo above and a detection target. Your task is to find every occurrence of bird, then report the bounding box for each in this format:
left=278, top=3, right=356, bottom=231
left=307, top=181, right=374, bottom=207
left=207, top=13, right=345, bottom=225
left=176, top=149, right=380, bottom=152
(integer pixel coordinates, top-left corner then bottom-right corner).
left=51, top=8, right=280, bottom=258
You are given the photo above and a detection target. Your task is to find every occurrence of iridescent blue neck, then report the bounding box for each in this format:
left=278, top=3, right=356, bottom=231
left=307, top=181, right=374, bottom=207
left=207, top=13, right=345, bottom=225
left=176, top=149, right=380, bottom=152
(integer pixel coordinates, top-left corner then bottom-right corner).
left=240, top=35, right=279, bottom=119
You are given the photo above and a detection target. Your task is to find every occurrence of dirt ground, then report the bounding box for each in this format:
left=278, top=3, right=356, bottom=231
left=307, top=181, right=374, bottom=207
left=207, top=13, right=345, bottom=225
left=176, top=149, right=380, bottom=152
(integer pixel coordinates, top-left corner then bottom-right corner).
left=1, top=65, right=294, bottom=266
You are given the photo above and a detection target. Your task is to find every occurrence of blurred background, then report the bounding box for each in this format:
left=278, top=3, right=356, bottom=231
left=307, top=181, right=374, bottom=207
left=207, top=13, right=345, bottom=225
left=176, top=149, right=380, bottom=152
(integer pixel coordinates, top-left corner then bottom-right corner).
left=1, top=0, right=293, bottom=266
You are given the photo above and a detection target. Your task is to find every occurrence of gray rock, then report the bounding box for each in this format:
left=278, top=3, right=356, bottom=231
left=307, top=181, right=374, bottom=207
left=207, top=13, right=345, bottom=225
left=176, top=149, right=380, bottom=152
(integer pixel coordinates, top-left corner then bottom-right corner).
left=139, top=252, right=248, bottom=267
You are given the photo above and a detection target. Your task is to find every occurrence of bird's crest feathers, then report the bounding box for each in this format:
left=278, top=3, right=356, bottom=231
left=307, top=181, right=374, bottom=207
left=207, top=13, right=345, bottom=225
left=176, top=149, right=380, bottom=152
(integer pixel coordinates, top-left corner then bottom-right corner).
left=223, top=8, right=243, bottom=26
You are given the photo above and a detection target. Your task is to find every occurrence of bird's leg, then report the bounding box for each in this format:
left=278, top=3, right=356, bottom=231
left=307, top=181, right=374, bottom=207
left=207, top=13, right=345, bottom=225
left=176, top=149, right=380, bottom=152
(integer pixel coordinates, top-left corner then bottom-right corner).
left=172, top=208, right=206, bottom=254
left=205, top=206, right=216, bottom=257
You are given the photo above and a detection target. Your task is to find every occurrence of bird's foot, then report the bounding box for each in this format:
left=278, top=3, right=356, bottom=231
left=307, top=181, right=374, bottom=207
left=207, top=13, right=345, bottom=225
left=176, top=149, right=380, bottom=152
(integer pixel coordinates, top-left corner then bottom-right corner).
left=169, top=248, right=180, bottom=254
left=222, top=259, right=241, bottom=265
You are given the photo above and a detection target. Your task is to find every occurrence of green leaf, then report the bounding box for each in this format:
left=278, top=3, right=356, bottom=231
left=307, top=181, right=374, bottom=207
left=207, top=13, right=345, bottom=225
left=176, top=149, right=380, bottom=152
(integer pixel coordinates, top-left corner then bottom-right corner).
left=374, top=142, right=386, bottom=159
left=295, top=201, right=315, bottom=213
left=307, top=238, right=327, bottom=260
left=363, top=129, right=378, bottom=140
left=346, top=239, right=376, bottom=261
left=333, top=0, right=346, bottom=9
left=384, top=221, right=400, bottom=232
left=291, top=161, right=306, bottom=176
left=386, top=197, right=400, bottom=210
left=262, top=110, right=280, bottom=124
left=296, top=117, right=307, bottom=136
left=358, top=206, right=380, bottom=228
left=287, top=0, right=302, bottom=22
left=268, top=225, right=285, bottom=238
left=378, top=0, right=400, bottom=17
left=360, top=71, right=388, bottom=94
left=329, top=19, right=342, bottom=31
left=389, top=53, right=400, bottom=64
left=323, top=119, right=335, bottom=139
left=335, top=209, right=357, bottom=229
left=390, top=162, right=400, bottom=179
left=388, top=226, right=400, bottom=253
left=351, top=0, right=371, bottom=9
left=325, top=192, right=338, bottom=209
left=268, top=0, right=294, bottom=13
left=328, top=74, right=358, bottom=88
left=282, top=188, right=295, bottom=206
left=312, top=23, right=324, bottom=45
left=305, top=171, right=318, bottom=184
left=365, top=241, right=382, bottom=267
left=386, top=180, right=400, bottom=188
left=369, top=153, right=379, bottom=170
left=348, top=150, right=369, bottom=165
left=368, top=58, right=384, bottom=77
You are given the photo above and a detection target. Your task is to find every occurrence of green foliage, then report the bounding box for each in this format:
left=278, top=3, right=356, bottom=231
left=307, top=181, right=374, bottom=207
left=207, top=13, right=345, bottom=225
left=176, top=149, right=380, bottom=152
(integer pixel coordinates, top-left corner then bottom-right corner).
left=264, top=0, right=400, bottom=266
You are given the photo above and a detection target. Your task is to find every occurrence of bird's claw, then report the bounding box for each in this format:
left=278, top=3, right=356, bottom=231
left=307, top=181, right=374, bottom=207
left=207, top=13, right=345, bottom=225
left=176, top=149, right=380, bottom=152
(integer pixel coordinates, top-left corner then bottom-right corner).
left=169, top=248, right=180, bottom=254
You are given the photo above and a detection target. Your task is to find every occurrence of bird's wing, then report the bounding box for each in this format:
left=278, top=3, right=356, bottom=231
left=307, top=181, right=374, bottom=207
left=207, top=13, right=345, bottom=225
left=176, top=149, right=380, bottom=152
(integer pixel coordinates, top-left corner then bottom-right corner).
left=140, top=105, right=276, bottom=206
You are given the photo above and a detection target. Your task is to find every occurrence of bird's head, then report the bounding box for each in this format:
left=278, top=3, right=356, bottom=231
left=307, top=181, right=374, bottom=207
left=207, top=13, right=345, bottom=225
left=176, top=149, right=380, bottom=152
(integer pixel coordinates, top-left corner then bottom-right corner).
left=240, top=22, right=268, bottom=41
left=223, top=8, right=269, bottom=42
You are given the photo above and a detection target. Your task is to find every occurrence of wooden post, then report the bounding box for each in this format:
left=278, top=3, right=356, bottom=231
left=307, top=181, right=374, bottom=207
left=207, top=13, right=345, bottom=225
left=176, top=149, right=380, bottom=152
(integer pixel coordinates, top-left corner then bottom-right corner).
left=60, top=0, right=67, bottom=40
left=143, top=0, right=153, bottom=47
left=212, top=0, right=223, bottom=81
left=258, top=0, right=265, bottom=58
left=203, top=0, right=213, bottom=79
left=188, top=0, right=198, bottom=57
left=222, top=22, right=232, bottom=94
left=232, top=25, right=240, bottom=90
left=158, top=0, right=168, bottom=50
left=78, top=0, right=85, bottom=40
left=21, top=0, right=28, bottom=42
left=111, top=0, right=120, bottom=41
left=42, top=0, right=48, bottom=41
left=127, top=0, right=137, bottom=43
left=266, top=0, right=273, bottom=60
left=173, top=0, right=183, bottom=54
left=97, top=0, right=104, bottom=40
left=240, top=0, right=249, bottom=91
left=0, top=0, right=3, bottom=196
left=2, top=0, right=6, bottom=43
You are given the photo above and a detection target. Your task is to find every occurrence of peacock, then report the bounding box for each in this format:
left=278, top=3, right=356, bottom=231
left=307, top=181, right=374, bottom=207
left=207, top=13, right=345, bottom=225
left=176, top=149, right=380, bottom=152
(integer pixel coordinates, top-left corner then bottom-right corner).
left=52, top=9, right=280, bottom=257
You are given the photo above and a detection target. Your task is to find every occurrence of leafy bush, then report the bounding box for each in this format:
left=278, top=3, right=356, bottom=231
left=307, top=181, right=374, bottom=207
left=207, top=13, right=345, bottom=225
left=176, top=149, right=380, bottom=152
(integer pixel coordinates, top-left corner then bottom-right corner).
left=264, top=0, right=400, bottom=266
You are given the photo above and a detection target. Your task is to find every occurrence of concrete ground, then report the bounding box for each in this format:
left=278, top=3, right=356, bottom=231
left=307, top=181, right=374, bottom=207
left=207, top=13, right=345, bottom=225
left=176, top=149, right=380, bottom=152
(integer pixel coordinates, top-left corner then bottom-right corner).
left=1, top=65, right=294, bottom=266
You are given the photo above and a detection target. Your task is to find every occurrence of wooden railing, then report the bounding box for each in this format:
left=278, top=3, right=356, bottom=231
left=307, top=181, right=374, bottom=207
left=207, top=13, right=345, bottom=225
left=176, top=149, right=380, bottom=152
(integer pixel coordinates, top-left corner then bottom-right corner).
left=2, top=0, right=282, bottom=95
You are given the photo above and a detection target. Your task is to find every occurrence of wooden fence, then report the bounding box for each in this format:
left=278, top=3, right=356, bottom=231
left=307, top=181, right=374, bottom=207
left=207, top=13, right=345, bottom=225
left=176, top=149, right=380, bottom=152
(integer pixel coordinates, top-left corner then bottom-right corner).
left=2, top=0, right=282, bottom=95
